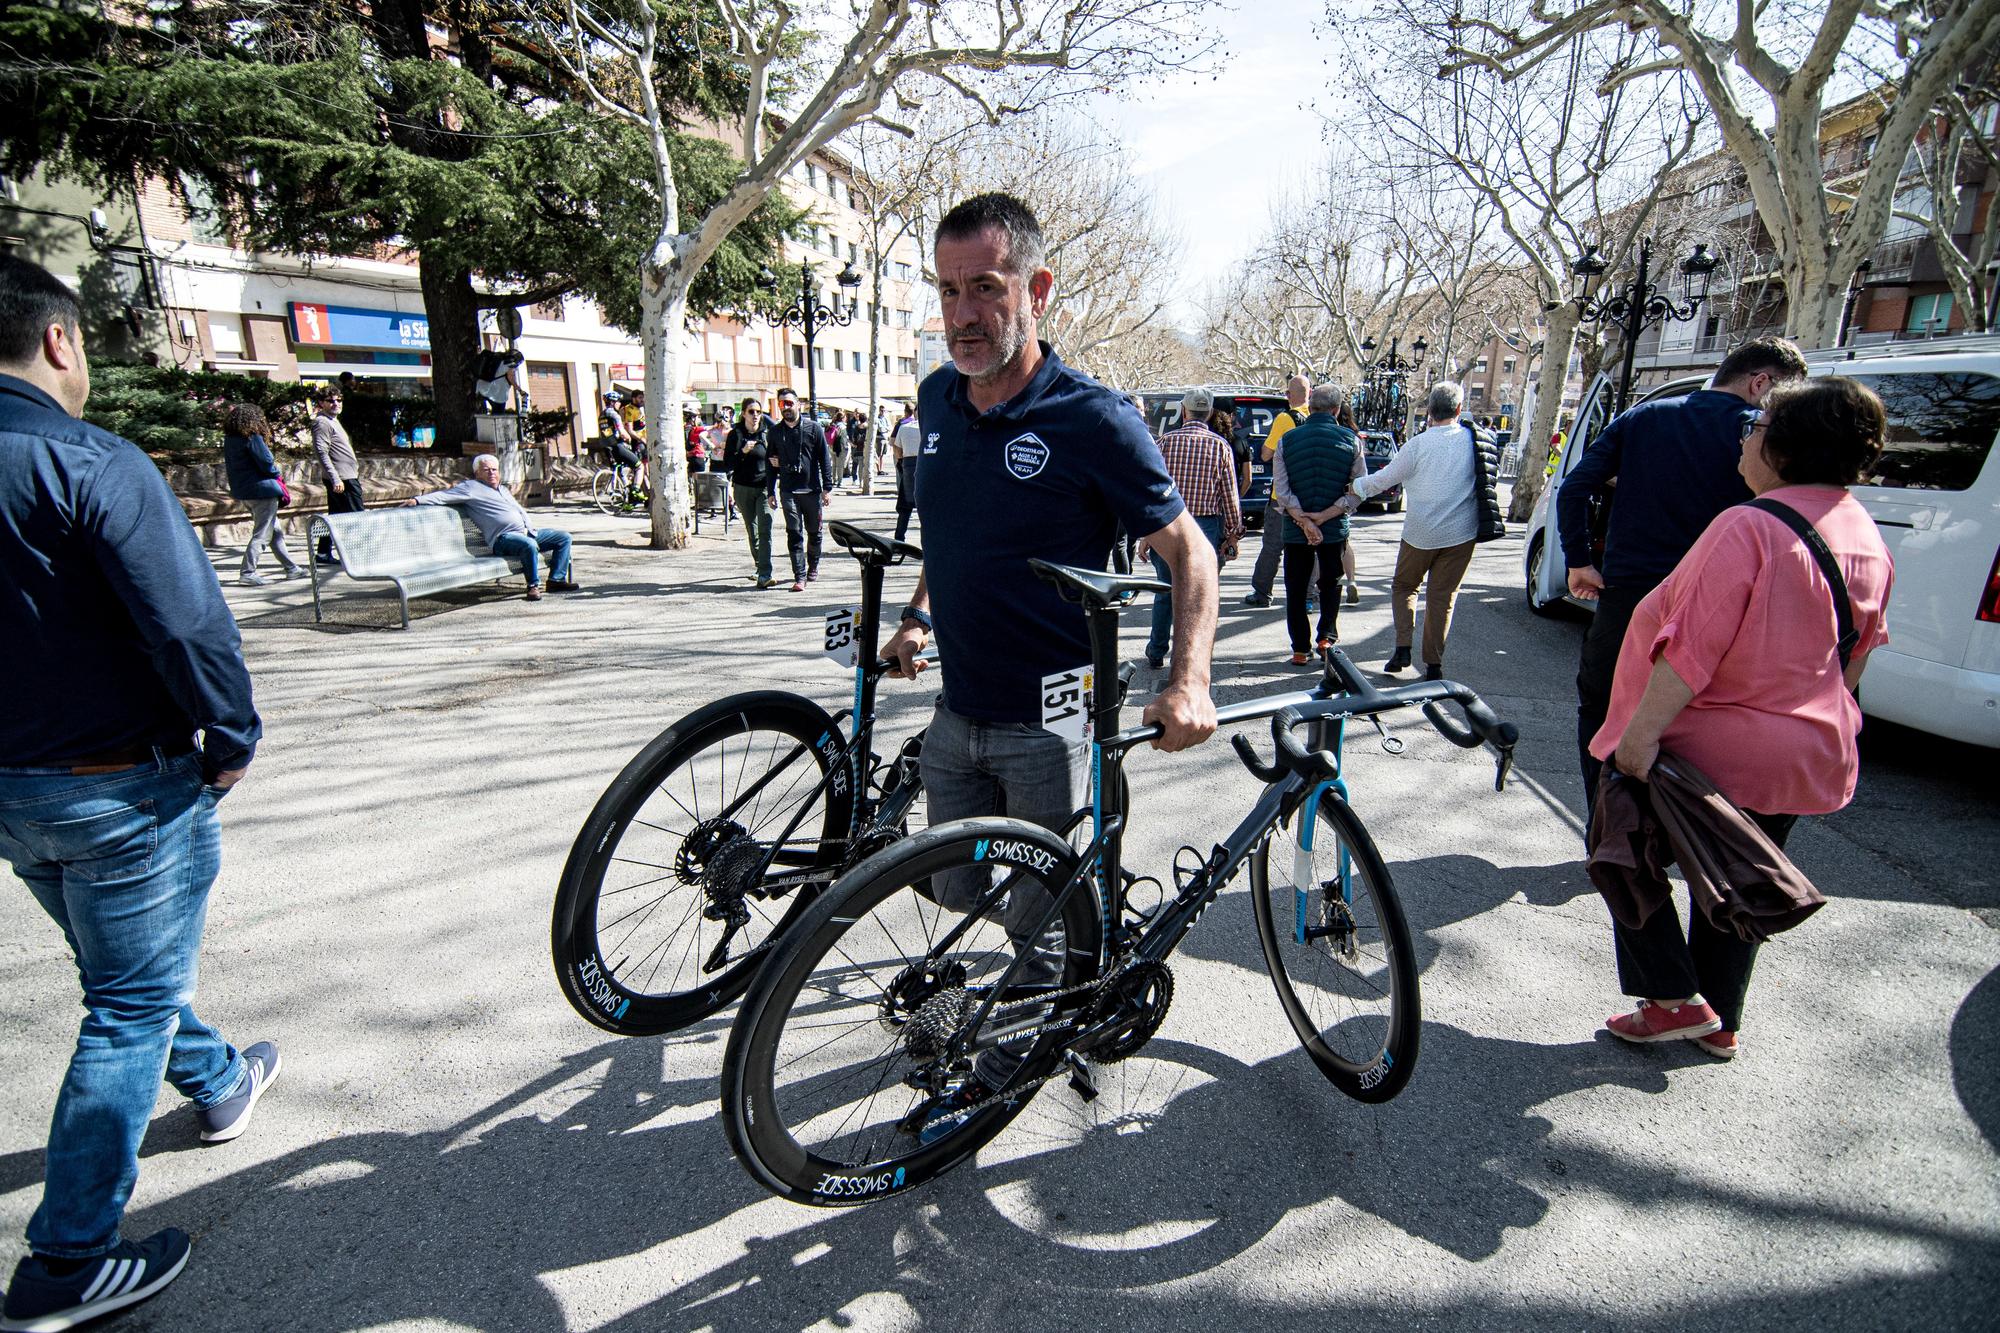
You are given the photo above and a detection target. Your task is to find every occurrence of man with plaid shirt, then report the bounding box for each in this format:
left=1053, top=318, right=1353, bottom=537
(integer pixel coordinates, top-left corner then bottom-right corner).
left=1138, top=387, right=1243, bottom=669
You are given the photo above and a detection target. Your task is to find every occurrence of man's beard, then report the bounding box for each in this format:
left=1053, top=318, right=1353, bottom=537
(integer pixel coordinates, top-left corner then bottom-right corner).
left=952, top=309, right=1031, bottom=385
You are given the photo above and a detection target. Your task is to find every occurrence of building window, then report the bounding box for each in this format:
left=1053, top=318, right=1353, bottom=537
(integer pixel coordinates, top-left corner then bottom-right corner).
left=532, top=297, right=564, bottom=321
left=1474, top=357, right=1488, bottom=372
left=896, top=309, right=910, bottom=329
left=1502, top=358, right=1516, bottom=373
left=207, top=315, right=246, bottom=359
left=1907, top=292, right=1954, bottom=335
left=833, top=349, right=844, bottom=371
left=814, top=346, right=825, bottom=370
left=806, top=163, right=818, bottom=190
left=899, top=357, right=917, bottom=375
left=792, top=344, right=806, bottom=369
left=895, top=261, right=914, bottom=281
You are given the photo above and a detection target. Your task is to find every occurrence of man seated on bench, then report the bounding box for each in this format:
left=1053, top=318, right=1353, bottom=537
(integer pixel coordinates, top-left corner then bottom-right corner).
left=409, top=454, right=577, bottom=602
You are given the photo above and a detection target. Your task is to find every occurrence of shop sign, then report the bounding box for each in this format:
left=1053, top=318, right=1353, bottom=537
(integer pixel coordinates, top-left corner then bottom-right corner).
left=289, top=302, right=432, bottom=351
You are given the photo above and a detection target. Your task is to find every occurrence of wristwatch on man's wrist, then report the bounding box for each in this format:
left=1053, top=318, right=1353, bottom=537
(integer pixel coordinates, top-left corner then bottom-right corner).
left=899, top=605, right=932, bottom=633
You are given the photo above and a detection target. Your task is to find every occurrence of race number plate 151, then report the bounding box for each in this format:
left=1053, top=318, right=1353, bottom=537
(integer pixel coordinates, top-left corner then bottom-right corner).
left=1040, top=666, right=1093, bottom=742
left=823, top=606, right=860, bottom=669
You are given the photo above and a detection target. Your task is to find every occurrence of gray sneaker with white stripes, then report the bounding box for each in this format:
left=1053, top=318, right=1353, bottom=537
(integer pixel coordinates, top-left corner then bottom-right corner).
left=0, top=1228, right=190, bottom=1331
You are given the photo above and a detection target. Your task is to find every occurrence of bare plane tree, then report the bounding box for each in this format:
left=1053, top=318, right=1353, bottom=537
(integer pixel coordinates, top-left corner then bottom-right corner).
left=542, top=0, right=1206, bottom=547
left=1437, top=0, right=2000, bottom=350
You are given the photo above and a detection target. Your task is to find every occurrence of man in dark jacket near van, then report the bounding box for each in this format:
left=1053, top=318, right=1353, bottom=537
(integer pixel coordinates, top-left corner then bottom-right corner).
left=1557, top=336, right=1808, bottom=827
left=768, top=398, right=835, bottom=591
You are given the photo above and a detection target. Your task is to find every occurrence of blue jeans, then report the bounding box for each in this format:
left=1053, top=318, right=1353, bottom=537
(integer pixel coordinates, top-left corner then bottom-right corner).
left=0, top=750, right=245, bottom=1257
left=1145, top=514, right=1223, bottom=663
left=491, top=528, right=572, bottom=587
left=920, top=703, right=1088, bottom=1087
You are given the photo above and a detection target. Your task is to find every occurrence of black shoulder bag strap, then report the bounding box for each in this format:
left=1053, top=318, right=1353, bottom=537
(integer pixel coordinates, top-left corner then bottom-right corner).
left=1746, top=498, right=1860, bottom=670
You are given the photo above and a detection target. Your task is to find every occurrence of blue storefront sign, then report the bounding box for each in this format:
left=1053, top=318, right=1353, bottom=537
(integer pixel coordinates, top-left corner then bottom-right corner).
left=290, top=301, right=432, bottom=351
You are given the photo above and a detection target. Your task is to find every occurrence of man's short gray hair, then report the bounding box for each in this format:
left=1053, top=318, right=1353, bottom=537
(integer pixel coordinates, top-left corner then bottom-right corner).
left=934, top=192, right=1048, bottom=276
left=1427, top=383, right=1464, bottom=421
left=1308, top=383, right=1343, bottom=413
left=473, top=453, right=500, bottom=471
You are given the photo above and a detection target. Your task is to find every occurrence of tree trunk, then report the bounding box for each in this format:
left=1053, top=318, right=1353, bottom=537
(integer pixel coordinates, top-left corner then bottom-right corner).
left=1781, top=250, right=1845, bottom=349
left=419, top=255, right=481, bottom=454
left=643, top=275, right=693, bottom=549
left=862, top=247, right=886, bottom=498
left=1506, top=303, right=1579, bottom=522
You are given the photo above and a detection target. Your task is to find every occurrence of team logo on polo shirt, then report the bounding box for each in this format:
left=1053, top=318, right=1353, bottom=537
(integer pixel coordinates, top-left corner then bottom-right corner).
left=1003, top=432, right=1050, bottom=480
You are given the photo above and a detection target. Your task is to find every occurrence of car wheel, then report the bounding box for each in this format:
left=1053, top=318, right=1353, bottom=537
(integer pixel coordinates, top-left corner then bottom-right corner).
left=1525, top=534, right=1564, bottom=619
left=1387, top=493, right=1404, bottom=514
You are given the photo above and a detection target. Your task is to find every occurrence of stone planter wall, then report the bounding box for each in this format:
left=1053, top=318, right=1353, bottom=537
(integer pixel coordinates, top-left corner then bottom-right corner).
left=169, top=451, right=599, bottom=548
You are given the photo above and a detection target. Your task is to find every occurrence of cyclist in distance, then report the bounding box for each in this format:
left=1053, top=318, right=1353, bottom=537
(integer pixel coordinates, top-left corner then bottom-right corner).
left=880, top=192, right=1220, bottom=1122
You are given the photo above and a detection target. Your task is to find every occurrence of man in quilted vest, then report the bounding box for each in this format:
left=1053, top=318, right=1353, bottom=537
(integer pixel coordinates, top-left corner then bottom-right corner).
left=1271, top=384, right=1367, bottom=664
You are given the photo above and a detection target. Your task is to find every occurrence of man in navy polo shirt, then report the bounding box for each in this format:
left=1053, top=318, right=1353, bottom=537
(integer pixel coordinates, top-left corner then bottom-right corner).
left=880, top=193, right=1218, bottom=1120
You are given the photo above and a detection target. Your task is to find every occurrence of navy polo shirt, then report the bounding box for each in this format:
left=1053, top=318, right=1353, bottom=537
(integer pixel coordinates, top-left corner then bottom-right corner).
left=915, top=343, right=1184, bottom=725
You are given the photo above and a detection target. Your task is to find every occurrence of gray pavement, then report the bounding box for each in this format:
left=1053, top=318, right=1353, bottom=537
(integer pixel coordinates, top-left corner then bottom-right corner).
left=2, top=485, right=1995, bottom=1331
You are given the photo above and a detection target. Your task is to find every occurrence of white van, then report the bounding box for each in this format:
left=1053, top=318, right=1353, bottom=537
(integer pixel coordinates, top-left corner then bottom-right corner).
left=1520, top=334, right=2000, bottom=748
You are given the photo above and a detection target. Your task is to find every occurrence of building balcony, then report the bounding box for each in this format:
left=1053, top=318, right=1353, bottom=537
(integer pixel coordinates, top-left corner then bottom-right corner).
left=689, top=362, right=788, bottom=389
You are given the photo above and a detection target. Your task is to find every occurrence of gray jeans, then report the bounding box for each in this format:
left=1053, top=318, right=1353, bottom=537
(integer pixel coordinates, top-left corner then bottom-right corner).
left=921, top=701, right=1087, bottom=1086
left=1250, top=508, right=1284, bottom=598
left=239, top=497, right=299, bottom=577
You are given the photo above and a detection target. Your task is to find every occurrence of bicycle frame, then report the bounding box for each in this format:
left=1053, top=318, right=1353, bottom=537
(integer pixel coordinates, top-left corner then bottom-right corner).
left=688, top=534, right=928, bottom=895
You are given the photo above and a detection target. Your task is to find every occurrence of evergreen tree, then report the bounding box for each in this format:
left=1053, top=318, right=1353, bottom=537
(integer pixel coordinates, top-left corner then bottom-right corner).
left=0, top=0, right=798, bottom=448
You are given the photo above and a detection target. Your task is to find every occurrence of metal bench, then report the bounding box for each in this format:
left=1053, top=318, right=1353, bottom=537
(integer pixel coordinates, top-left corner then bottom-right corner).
left=308, top=506, right=525, bottom=628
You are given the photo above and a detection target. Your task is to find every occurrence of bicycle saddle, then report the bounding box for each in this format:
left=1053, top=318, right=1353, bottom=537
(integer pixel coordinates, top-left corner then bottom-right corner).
left=1029, top=559, right=1169, bottom=606
left=828, top=520, right=921, bottom=565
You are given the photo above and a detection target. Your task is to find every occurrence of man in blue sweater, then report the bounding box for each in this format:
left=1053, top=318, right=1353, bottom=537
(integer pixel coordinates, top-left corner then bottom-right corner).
left=1558, top=336, right=1808, bottom=823
left=0, top=255, right=278, bottom=1330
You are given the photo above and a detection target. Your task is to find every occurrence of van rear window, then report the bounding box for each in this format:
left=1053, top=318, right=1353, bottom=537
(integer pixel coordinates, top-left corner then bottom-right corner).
left=1846, top=371, right=2000, bottom=492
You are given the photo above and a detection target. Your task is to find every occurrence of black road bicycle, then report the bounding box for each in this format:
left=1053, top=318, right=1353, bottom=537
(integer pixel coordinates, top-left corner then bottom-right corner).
left=551, top=521, right=933, bottom=1035
left=720, top=560, right=1518, bottom=1206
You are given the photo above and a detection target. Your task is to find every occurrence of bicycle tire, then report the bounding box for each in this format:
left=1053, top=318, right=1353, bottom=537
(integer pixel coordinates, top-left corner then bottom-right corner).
left=722, top=818, right=1101, bottom=1206
left=552, top=692, right=854, bottom=1035
left=592, top=468, right=620, bottom=516
left=1249, top=790, right=1419, bottom=1102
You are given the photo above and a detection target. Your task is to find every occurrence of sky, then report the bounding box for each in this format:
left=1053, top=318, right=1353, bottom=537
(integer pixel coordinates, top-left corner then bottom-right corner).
left=1091, top=0, right=1335, bottom=330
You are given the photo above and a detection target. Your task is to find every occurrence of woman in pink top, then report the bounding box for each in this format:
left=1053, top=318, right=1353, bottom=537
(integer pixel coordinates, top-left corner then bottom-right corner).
left=1592, top=378, right=1894, bottom=1059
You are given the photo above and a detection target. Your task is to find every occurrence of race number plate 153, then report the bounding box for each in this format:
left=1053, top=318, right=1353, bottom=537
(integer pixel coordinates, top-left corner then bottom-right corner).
left=1040, top=666, right=1093, bottom=742
left=823, top=606, right=860, bottom=669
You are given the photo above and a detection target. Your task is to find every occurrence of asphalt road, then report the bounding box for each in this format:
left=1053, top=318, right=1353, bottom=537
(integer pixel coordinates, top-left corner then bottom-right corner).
left=1, top=486, right=1994, bottom=1332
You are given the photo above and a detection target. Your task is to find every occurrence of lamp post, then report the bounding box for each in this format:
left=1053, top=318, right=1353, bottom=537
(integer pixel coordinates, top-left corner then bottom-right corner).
left=1573, top=236, right=1719, bottom=416
left=1357, top=334, right=1428, bottom=434
left=764, top=259, right=862, bottom=423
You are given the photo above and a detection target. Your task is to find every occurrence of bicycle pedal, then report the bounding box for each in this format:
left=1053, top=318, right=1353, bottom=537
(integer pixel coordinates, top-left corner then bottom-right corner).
left=1063, top=1051, right=1099, bottom=1102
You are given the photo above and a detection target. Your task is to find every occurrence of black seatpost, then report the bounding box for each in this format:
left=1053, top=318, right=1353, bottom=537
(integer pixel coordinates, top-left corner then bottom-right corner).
left=1085, top=599, right=1126, bottom=743
left=853, top=554, right=889, bottom=724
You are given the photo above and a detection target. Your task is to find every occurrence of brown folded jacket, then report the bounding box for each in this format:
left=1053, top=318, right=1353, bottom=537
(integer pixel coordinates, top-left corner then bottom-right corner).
left=1587, top=750, right=1826, bottom=943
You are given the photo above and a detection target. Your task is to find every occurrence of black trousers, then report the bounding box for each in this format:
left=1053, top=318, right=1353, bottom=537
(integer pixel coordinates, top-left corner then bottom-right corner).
left=1282, top=540, right=1344, bottom=653
left=1612, top=809, right=1798, bottom=1032
left=318, top=475, right=366, bottom=558
left=894, top=457, right=918, bottom=541
left=780, top=490, right=824, bottom=580
left=1576, top=583, right=1653, bottom=833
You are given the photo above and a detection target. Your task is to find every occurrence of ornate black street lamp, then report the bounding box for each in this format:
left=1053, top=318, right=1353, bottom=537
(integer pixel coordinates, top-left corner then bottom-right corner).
left=763, top=259, right=862, bottom=422
left=1573, top=237, right=1719, bottom=415
left=1356, top=334, right=1429, bottom=434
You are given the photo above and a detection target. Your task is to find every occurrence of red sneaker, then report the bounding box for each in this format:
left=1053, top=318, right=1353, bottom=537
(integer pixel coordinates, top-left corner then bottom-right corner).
left=1695, top=1030, right=1739, bottom=1060
left=1288, top=651, right=1311, bottom=666
left=1604, top=998, right=1722, bottom=1044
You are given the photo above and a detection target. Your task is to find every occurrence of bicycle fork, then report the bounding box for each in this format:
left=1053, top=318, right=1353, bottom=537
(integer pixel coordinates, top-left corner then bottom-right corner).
left=1293, top=718, right=1357, bottom=953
